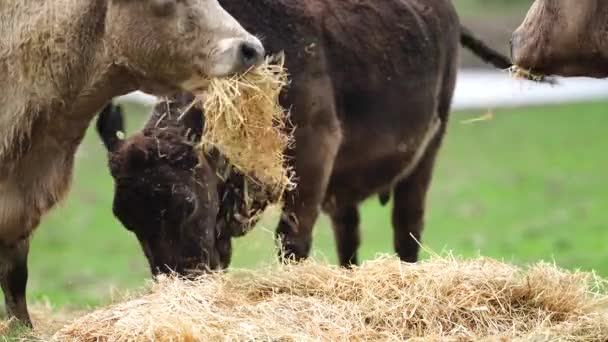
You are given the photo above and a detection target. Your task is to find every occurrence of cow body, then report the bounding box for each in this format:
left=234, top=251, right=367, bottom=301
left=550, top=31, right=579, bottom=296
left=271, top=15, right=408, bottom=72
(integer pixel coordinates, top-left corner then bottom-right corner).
left=0, top=0, right=264, bottom=327
left=218, top=0, right=461, bottom=265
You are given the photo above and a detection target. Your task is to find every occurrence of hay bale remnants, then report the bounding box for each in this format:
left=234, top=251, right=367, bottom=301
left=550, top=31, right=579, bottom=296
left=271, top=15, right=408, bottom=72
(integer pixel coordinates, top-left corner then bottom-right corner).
left=53, top=255, right=608, bottom=341
left=194, top=53, right=295, bottom=204
left=509, top=65, right=558, bottom=85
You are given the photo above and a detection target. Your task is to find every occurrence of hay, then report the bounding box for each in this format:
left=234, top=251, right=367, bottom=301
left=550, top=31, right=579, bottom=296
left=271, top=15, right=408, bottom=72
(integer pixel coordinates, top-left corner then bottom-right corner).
left=508, top=65, right=558, bottom=85
left=0, top=318, right=13, bottom=336
left=194, top=53, right=295, bottom=205
left=53, top=255, right=608, bottom=341
left=0, top=302, right=83, bottom=341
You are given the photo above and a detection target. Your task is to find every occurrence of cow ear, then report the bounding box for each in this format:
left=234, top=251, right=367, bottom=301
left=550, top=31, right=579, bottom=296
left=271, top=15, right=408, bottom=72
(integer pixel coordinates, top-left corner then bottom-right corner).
left=150, top=0, right=177, bottom=17
left=179, top=104, right=205, bottom=140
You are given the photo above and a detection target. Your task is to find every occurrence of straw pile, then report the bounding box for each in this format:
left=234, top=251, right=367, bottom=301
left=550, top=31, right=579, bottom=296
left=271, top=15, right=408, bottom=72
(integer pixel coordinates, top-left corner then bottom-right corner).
left=53, top=255, right=608, bottom=341
left=194, top=53, right=295, bottom=205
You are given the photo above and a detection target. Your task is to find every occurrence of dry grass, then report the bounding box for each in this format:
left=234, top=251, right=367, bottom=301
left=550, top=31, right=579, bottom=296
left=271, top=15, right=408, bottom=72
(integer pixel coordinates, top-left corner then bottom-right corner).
left=509, top=65, right=558, bottom=85
left=194, top=53, right=295, bottom=205
left=0, top=318, right=12, bottom=336
left=1, top=303, right=83, bottom=341
left=51, top=254, right=608, bottom=341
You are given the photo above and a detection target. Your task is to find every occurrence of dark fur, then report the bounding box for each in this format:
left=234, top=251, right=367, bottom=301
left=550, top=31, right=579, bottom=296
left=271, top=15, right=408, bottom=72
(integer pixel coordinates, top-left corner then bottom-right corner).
left=97, top=98, right=264, bottom=275
left=98, top=98, right=226, bottom=275
left=101, top=0, right=513, bottom=272
left=218, top=0, right=511, bottom=266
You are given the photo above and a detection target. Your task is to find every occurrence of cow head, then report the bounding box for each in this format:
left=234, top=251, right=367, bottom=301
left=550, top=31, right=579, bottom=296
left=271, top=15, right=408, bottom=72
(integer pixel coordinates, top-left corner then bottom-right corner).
left=106, top=0, right=265, bottom=94
left=96, top=97, right=267, bottom=276
left=96, top=100, right=226, bottom=275
left=511, top=0, right=608, bottom=78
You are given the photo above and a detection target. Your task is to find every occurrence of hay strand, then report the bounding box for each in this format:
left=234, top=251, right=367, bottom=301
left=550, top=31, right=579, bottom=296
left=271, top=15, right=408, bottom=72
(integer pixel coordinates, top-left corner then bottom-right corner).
left=195, top=53, right=295, bottom=203
left=53, top=255, right=608, bottom=341
left=509, top=65, right=558, bottom=85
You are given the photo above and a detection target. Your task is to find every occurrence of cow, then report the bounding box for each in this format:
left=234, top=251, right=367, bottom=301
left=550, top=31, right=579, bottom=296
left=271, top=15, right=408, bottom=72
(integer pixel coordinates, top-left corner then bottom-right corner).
left=95, top=95, right=264, bottom=275
left=511, top=0, right=608, bottom=78
left=217, top=0, right=512, bottom=267
left=0, top=0, right=264, bottom=327
left=96, top=0, right=516, bottom=279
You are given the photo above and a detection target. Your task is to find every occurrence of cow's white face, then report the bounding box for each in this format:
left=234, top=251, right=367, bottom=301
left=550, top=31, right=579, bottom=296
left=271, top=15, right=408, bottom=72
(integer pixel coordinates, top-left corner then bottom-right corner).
left=107, top=0, right=264, bottom=94
left=511, top=0, right=608, bottom=78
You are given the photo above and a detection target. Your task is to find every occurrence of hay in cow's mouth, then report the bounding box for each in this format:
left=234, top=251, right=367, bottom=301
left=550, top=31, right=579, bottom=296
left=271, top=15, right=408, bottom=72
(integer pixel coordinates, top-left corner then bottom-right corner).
left=193, top=53, right=295, bottom=211
left=509, top=65, right=558, bottom=84
left=52, top=254, right=608, bottom=341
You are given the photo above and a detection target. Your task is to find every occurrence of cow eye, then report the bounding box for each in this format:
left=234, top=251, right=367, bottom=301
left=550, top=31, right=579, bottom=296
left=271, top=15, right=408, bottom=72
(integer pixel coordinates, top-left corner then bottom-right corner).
left=150, top=0, right=177, bottom=17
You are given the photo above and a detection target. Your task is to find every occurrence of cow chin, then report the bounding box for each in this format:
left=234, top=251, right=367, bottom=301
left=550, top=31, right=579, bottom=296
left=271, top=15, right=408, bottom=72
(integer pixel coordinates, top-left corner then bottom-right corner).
left=551, top=62, right=608, bottom=79
left=138, top=239, right=218, bottom=279
left=138, top=81, right=184, bottom=98
left=179, top=37, right=264, bottom=92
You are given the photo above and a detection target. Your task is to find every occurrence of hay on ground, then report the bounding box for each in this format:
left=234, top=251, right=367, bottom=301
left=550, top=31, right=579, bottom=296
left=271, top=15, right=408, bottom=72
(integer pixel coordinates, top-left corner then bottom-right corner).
left=194, top=53, right=295, bottom=205
left=0, top=317, right=12, bottom=336
left=0, top=302, right=83, bottom=341
left=53, top=255, right=608, bottom=341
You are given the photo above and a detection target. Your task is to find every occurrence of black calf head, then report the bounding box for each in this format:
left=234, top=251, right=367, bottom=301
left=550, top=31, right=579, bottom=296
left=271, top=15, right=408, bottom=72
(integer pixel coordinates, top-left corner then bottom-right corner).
left=97, top=100, right=230, bottom=276
left=97, top=98, right=270, bottom=276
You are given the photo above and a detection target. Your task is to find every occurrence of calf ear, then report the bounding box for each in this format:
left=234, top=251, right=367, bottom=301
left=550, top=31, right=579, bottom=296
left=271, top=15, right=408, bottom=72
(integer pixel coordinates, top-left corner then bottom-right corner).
left=97, top=103, right=126, bottom=153
left=178, top=103, right=205, bottom=141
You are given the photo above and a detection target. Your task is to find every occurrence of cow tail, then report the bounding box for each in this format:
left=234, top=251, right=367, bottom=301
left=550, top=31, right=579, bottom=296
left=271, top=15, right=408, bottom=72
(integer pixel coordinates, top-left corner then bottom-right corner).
left=96, top=102, right=126, bottom=153
left=459, top=24, right=512, bottom=70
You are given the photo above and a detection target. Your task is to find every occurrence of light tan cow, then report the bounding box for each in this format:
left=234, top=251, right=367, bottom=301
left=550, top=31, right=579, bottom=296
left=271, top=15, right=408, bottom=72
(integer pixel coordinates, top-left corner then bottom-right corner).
left=511, top=0, right=608, bottom=78
left=0, top=0, right=264, bottom=327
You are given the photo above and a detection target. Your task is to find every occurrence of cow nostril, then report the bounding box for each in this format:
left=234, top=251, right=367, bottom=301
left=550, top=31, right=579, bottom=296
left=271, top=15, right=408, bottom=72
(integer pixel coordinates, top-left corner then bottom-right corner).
left=239, top=41, right=264, bottom=68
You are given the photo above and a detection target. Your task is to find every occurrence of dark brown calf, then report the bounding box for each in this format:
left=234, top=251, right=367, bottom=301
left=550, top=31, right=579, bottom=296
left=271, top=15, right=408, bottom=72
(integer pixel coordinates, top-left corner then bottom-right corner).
left=97, top=97, right=265, bottom=275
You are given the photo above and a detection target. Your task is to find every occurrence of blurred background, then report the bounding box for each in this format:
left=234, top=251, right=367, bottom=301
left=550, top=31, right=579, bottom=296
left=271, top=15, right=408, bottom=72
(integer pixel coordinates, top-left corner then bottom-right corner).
left=21, top=0, right=608, bottom=311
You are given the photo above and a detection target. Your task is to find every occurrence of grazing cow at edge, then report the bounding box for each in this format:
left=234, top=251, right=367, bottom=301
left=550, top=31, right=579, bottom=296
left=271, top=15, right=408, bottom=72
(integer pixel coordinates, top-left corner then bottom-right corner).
left=511, top=0, right=608, bottom=78
left=0, top=0, right=264, bottom=327
left=96, top=0, right=514, bottom=277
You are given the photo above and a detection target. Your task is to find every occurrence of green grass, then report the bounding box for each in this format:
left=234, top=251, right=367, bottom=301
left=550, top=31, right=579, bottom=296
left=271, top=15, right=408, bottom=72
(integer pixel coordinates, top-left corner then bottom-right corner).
left=455, top=0, right=531, bottom=17
left=3, top=99, right=608, bottom=334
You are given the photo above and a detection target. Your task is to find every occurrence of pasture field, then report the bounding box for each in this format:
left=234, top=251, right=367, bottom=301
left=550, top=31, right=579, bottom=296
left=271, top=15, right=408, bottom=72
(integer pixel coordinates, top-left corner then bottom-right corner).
left=456, top=0, right=530, bottom=17
left=5, top=99, right=605, bottom=319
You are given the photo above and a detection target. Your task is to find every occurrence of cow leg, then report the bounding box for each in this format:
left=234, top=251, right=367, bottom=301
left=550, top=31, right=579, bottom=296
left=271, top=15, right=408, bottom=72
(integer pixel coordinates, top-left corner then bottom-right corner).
left=275, top=123, right=341, bottom=262
left=329, top=205, right=360, bottom=267
left=0, top=239, right=32, bottom=328
left=391, top=120, right=447, bottom=263
left=275, top=78, right=341, bottom=263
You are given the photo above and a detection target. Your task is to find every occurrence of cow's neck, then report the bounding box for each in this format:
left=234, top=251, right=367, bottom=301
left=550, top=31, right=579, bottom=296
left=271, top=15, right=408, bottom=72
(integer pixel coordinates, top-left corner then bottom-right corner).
left=0, top=0, right=136, bottom=175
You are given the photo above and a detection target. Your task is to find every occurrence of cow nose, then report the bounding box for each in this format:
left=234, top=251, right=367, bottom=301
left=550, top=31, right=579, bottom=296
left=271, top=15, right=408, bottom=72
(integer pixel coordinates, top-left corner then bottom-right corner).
left=239, top=40, right=265, bottom=70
